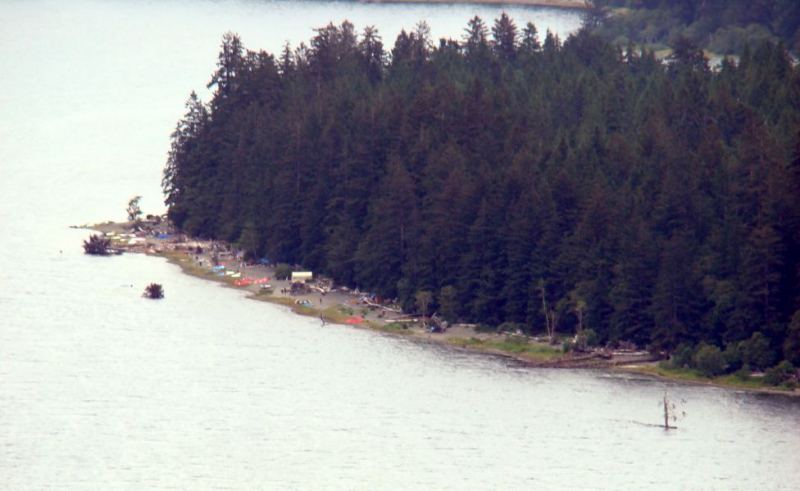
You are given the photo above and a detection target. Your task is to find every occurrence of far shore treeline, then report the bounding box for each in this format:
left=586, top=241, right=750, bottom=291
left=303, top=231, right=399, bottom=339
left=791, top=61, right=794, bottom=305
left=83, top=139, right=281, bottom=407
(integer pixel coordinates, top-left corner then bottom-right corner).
left=589, top=0, right=800, bottom=56
left=162, top=16, right=800, bottom=368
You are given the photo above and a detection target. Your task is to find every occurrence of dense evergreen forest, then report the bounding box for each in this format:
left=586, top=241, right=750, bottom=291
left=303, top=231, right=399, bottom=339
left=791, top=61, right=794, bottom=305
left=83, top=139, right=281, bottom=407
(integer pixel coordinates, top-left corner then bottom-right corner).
left=163, top=16, right=800, bottom=370
left=590, top=0, right=800, bottom=55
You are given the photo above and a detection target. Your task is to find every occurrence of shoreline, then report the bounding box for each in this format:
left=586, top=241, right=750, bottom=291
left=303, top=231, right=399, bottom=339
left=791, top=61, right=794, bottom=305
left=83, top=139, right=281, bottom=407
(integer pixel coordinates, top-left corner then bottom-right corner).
left=360, top=0, right=589, bottom=9
left=614, top=365, right=800, bottom=399
left=84, top=220, right=799, bottom=398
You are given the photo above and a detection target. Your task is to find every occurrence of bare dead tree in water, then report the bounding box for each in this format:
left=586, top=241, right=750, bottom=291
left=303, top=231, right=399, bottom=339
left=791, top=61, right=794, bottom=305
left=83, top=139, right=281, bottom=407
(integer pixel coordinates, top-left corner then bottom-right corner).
left=662, top=391, right=686, bottom=430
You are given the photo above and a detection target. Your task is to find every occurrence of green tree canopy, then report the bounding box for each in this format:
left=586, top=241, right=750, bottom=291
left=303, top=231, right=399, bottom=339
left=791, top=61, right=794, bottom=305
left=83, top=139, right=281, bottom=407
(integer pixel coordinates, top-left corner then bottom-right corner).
left=163, top=20, right=800, bottom=368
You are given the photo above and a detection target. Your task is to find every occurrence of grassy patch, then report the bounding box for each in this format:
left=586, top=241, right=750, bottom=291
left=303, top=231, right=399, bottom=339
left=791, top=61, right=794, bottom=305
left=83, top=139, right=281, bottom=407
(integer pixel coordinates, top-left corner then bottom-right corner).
left=448, top=337, right=485, bottom=348
left=320, top=306, right=352, bottom=324
left=294, top=304, right=316, bottom=316
left=629, top=364, right=795, bottom=392
left=381, top=322, right=409, bottom=332
left=715, top=374, right=773, bottom=390
left=447, top=337, right=563, bottom=362
left=634, top=365, right=708, bottom=382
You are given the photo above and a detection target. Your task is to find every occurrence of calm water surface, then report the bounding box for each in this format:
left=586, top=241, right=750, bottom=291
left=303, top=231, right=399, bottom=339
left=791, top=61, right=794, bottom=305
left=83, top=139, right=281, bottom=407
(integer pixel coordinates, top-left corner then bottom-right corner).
left=1, top=1, right=799, bottom=489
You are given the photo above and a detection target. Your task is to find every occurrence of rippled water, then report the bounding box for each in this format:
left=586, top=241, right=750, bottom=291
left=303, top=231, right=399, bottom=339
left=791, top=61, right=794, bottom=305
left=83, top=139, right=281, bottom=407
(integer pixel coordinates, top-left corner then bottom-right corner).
left=1, top=1, right=799, bottom=489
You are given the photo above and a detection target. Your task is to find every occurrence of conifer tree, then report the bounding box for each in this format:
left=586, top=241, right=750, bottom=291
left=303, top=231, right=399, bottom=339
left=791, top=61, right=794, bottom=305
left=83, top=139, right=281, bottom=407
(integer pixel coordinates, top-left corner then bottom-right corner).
left=161, top=22, right=800, bottom=365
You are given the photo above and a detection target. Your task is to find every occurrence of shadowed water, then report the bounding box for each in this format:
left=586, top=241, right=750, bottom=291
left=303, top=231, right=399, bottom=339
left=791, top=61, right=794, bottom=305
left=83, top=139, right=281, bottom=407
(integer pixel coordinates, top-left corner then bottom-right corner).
left=1, top=1, right=798, bottom=489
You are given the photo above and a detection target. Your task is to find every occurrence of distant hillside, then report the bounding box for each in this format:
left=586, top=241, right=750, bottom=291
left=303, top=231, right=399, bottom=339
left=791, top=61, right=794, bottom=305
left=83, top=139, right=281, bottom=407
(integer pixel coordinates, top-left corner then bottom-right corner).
left=589, top=0, right=800, bottom=56
left=366, top=0, right=588, bottom=8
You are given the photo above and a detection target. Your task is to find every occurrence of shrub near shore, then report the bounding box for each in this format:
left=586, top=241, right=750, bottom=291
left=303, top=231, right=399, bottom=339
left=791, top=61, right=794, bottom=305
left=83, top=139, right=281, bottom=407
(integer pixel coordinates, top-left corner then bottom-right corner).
left=83, top=234, right=111, bottom=255
left=660, top=338, right=798, bottom=390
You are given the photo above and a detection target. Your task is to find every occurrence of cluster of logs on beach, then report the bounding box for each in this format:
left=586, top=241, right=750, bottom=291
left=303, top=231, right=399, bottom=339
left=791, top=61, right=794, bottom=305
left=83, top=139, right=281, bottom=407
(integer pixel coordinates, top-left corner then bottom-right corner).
left=538, top=349, right=661, bottom=369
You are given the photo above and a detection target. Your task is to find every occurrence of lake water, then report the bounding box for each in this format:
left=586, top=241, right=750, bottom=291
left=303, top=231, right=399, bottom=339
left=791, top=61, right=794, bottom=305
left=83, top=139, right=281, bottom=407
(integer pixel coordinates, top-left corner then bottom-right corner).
left=1, top=1, right=799, bottom=489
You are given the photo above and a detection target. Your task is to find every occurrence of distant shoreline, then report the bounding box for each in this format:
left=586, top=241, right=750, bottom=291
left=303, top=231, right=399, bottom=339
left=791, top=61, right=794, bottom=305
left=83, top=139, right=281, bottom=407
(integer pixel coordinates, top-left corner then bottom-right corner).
left=361, top=0, right=589, bottom=9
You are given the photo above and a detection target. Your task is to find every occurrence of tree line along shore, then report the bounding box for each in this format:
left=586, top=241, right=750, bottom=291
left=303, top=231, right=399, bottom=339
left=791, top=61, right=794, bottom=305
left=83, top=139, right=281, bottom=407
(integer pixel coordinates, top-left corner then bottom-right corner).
left=363, top=0, right=589, bottom=9
left=160, top=16, right=800, bottom=389
left=85, top=218, right=797, bottom=395
left=589, top=1, right=800, bottom=58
